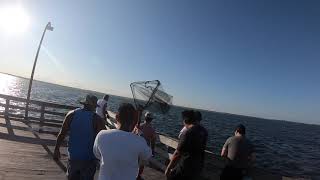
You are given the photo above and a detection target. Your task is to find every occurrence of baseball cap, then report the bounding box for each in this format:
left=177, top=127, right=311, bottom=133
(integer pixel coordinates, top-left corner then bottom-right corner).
left=80, top=94, right=99, bottom=107
left=145, top=111, right=153, bottom=119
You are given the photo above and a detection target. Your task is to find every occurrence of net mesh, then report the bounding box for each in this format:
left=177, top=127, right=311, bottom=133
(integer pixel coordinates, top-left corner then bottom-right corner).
left=130, top=80, right=173, bottom=114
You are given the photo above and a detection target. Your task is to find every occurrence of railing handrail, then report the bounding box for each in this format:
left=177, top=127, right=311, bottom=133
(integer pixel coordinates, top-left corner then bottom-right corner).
left=0, top=94, right=78, bottom=110
left=0, top=94, right=78, bottom=127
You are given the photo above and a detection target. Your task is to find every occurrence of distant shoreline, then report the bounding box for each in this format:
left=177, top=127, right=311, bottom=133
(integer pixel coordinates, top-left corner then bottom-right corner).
left=1, top=71, right=318, bottom=126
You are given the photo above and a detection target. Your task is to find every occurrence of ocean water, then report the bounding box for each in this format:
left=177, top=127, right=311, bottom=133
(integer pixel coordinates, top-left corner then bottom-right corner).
left=0, top=73, right=319, bottom=179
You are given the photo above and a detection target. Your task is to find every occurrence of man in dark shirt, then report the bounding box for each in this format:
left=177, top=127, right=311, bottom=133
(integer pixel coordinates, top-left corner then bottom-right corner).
left=220, top=124, right=255, bottom=180
left=165, top=110, right=208, bottom=180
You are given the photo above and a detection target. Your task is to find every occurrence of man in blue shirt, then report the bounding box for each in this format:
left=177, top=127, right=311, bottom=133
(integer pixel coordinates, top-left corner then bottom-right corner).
left=53, top=94, right=106, bottom=180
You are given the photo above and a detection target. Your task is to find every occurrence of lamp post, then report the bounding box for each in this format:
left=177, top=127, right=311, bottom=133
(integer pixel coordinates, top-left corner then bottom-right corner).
left=25, top=22, right=54, bottom=119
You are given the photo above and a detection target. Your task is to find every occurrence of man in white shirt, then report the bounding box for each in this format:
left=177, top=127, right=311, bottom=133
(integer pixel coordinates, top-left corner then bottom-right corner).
left=96, top=95, right=110, bottom=120
left=93, top=103, right=152, bottom=180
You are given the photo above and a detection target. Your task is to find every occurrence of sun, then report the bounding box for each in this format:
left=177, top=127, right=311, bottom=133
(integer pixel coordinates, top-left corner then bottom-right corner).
left=0, top=5, right=30, bottom=35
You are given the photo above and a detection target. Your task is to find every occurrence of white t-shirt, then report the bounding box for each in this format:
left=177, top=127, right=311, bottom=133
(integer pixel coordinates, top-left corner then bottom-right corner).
left=96, top=99, right=108, bottom=118
left=94, top=129, right=152, bottom=180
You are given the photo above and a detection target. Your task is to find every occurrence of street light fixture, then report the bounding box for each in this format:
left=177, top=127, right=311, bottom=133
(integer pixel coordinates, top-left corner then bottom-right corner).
left=25, top=22, right=53, bottom=119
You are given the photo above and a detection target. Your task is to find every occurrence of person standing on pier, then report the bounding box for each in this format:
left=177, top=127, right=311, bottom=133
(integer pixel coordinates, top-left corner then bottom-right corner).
left=220, top=124, right=256, bottom=180
left=137, top=111, right=157, bottom=180
left=165, top=110, right=208, bottom=180
left=53, top=94, right=106, bottom=180
left=178, top=110, right=203, bottom=139
left=96, top=94, right=110, bottom=121
left=140, top=112, right=156, bottom=156
left=93, top=103, right=152, bottom=180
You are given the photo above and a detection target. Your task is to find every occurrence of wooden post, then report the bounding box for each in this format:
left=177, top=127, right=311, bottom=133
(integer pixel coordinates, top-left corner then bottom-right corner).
left=5, top=99, right=9, bottom=118
left=40, top=104, right=45, bottom=130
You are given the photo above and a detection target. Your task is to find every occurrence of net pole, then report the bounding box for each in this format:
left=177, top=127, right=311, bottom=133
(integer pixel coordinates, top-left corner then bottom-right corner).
left=130, top=82, right=145, bottom=130
left=144, top=80, right=160, bottom=109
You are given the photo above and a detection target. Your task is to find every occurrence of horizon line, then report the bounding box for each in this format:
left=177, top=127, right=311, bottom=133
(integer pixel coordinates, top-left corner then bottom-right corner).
left=0, top=71, right=318, bottom=126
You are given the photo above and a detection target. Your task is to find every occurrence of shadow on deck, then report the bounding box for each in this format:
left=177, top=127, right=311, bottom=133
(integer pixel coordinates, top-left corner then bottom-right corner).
left=0, top=116, right=165, bottom=180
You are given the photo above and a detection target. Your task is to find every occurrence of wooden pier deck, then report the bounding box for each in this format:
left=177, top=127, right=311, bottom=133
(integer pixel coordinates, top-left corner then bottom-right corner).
left=0, top=116, right=165, bottom=180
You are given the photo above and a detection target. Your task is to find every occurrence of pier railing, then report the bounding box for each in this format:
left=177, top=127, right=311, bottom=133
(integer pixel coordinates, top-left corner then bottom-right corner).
left=0, top=94, right=77, bottom=129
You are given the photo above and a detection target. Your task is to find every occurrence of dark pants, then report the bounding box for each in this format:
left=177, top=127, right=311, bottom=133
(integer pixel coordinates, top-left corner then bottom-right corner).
left=220, top=166, right=245, bottom=180
left=167, top=169, right=199, bottom=180
left=67, top=160, right=97, bottom=180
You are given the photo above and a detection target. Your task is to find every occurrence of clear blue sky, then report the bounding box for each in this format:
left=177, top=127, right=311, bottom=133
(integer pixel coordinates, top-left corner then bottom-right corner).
left=0, top=0, right=319, bottom=124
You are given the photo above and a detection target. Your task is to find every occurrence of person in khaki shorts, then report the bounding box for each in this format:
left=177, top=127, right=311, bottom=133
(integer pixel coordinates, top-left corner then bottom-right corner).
left=137, top=112, right=157, bottom=180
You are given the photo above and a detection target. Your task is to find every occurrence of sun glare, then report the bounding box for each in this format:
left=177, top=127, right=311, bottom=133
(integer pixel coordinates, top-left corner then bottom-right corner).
left=0, top=5, right=30, bottom=35
left=0, top=74, right=16, bottom=96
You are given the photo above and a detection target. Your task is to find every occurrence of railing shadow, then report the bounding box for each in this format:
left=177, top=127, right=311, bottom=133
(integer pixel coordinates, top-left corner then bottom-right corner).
left=0, top=115, right=67, bottom=173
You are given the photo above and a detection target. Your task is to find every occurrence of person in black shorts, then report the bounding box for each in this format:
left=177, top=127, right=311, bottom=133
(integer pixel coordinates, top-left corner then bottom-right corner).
left=220, top=124, right=256, bottom=180
left=165, top=110, right=208, bottom=180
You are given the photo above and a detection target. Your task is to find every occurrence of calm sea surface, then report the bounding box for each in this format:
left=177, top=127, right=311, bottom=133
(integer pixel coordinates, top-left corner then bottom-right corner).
left=0, top=73, right=319, bottom=179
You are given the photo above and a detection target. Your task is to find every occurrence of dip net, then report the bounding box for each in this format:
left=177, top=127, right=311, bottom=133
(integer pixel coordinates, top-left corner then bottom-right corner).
left=130, top=80, right=173, bottom=114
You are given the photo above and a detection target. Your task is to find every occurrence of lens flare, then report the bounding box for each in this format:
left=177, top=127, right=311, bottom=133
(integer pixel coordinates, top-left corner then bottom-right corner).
left=0, top=4, right=30, bottom=35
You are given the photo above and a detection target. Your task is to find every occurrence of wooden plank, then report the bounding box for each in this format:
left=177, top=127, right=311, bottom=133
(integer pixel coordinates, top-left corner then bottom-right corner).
left=8, top=104, right=30, bottom=110
left=0, top=123, right=58, bottom=137
left=43, top=110, right=66, bottom=117
left=0, top=94, right=26, bottom=102
left=2, top=104, right=41, bottom=113
left=0, top=113, right=63, bottom=125
left=5, top=104, right=67, bottom=117
left=38, top=101, right=77, bottom=110
left=157, top=133, right=178, bottom=149
left=6, top=116, right=62, bottom=128
left=7, top=105, right=41, bottom=114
